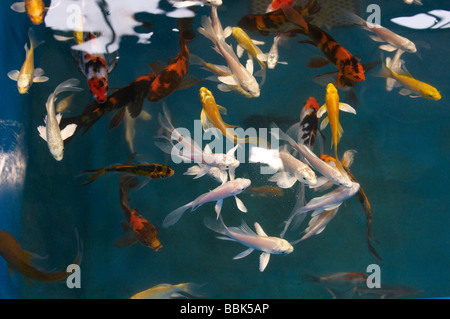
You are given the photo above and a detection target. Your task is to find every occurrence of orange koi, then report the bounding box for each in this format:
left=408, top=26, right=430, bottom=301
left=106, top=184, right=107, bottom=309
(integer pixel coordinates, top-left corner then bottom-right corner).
left=115, top=175, right=163, bottom=251
left=320, top=151, right=382, bottom=263
left=11, top=0, right=46, bottom=25
left=266, top=0, right=297, bottom=12
left=281, top=3, right=365, bottom=82
left=0, top=230, right=82, bottom=284
left=147, top=24, right=203, bottom=102
left=238, top=0, right=320, bottom=36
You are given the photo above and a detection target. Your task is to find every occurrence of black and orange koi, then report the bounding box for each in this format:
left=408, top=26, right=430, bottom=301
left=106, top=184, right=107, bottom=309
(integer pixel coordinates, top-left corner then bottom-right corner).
left=280, top=4, right=365, bottom=82
left=115, top=174, right=162, bottom=251
left=238, top=0, right=320, bottom=36
left=320, top=152, right=382, bottom=263
left=78, top=152, right=174, bottom=186
left=59, top=73, right=155, bottom=142
left=147, top=21, right=203, bottom=102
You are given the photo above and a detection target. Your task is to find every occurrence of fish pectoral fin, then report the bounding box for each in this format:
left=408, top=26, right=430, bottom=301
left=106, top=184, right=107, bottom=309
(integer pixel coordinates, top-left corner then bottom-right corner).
left=268, top=171, right=297, bottom=189
left=379, top=44, right=397, bottom=52
left=200, top=109, right=215, bottom=132
left=7, top=70, right=19, bottom=81
left=114, top=233, right=138, bottom=248
left=192, top=164, right=210, bottom=179
left=148, top=61, right=166, bottom=75
left=10, top=2, right=26, bottom=13
left=368, top=35, right=384, bottom=42
left=338, top=103, right=357, bottom=114
left=317, top=104, right=328, bottom=118
left=319, top=116, right=329, bottom=131
left=177, top=76, right=204, bottom=90
left=259, top=252, right=271, bottom=272
left=37, top=125, right=47, bottom=142
left=234, top=196, right=247, bottom=213
left=399, top=88, right=412, bottom=96
left=33, top=67, right=45, bottom=77
left=33, top=75, right=49, bottom=83
left=217, top=83, right=233, bottom=92
left=308, top=176, right=333, bottom=192
left=252, top=39, right=265, bottom=46
left=60, top=123, right=78, bottom=141
left=215, top=199, right=223, bottom=219
left=307, top=56, right=331, bottom=69
left=236, top=44, right=245, bottom=58
left=233, top=247, right=254, bottom=260
left=217, top=104, right=227, bottom=115
left=217, top=75, right=239, bottom=86
left=246, top=58, right=254, bottom=74
left=223, top=26, right=232, bottom=38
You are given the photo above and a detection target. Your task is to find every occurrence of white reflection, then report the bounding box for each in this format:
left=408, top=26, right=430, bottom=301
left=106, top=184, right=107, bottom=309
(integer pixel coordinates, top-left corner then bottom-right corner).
left=45, top=0, right=195, bottom=54
left=390, top=10, right=450, bottom=30
left=0, top=121, right=27, bottom=191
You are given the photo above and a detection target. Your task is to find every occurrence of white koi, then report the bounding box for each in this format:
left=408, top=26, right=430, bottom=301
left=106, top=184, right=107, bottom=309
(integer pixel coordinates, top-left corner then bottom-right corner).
left=163, top=178, right=251, bottom=227
left=340, top=8, right=417, bottom=53
left=168, top=0, right=222, bottom=8
left=271, top=124, right=353, bottom=188
left=260, top=34, right=289, bottom=69
left=198, top=7, right=261, bottom=97
left=37, top=78, right=82, bottom=161
left=204, top=217, right=293, bottom=272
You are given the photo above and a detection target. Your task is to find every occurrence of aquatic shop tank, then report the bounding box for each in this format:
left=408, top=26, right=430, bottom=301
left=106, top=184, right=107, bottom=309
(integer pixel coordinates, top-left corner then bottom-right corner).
left=0, top=0, right=449, bottom=299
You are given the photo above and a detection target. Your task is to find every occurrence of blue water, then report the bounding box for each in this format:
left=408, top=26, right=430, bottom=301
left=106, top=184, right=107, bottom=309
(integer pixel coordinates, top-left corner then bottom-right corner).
left=0, top=0, right=449, bottom=299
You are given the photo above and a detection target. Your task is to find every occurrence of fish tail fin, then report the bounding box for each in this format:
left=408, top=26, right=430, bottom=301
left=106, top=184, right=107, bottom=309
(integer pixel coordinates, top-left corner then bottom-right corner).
left=338, top=8, right=368, bottom=28
left=163, top=203, right=192, bottom=228
left=203, top=215, right=229, bottom=236
left=184, top=283, right=209, bottom=298
left=158, top=103, right=176, bottom=134
left=27, top=27, right=44, bottom=50
left=53, top=78, right=83, bottom=97
left=301, top=273, right=321, bottom=284
left=280, top=4, right=309, bottom=33
left=374, top=57, right=394, bottom=79
left=198, top=15, right=218, bottom=44
left=78, top=168, right=107, bottom=186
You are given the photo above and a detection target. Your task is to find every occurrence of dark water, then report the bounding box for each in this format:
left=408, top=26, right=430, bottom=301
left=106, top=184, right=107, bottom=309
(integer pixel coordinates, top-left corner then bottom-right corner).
left=0, top=0, right=449, bottom=299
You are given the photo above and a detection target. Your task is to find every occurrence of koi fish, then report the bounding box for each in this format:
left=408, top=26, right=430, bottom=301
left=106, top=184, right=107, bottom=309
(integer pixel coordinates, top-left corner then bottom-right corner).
left=163, top=178, right=251, bottom=228
left=204, top=216, right=293, bottom=272
left=115, top=175, right=162, bottom=251
left=317, top=83, right=356, bottom=176
left=71, top=33, right=119, bottom=103
left=320, top=150, right=382, bottom=263
left=59, top=72, right=156, bottom=140
left=302, top=272, right=369, bottom=298
left=189, top=54, right=253, bottom=98
left=260, top=34, right=289, bottom=69
left=312, top=61, right=381, bottom=106
left=37, top=78, right=82, bottom=161
left=130, top=283, right=206, bottom=299
left=298, top=207, right=339, bottom=242
left=0, top=229, right=82, bottom=284
left=11, top=0, right=46, bottom=25
left=243, top=186, right=284, bottom=198
left=376, top=57, right=441, bottom=100
left=225, top=26, right=266, bottom=71
left=198, top=8, right=261, bottom=98
left=404, top=0, right=423, bottom=5
left=237, top=0, right=320, bottom=36
left=266, top=0, right=297, bottom=13
left=155, top=104, right=240, bottom=181
left=249, top=146, right=317, bottom=188
left=7, top=28, right=49, bottom=94
left=184, top=164, right=227, bottom=184
left=147, top=31, right=202, bottom=102
left=282, top=182, right=360, bottom=238
left=271, top=123, right=353, bottom=188
left=339, top=9, right=417, bottom=53
left=168, top=0, right=222, bottom=8
left=354, top=283, right=422, bottom=299
left=199, top=87, right=269, bottom=147
left=281, top=4, right=365, bottom=82
left=78, top=152, right=174, bottom=186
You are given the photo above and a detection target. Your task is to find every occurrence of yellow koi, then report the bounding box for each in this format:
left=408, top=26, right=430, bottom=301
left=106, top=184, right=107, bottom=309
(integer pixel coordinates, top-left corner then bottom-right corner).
left=317, top=83, right=356, bottom=175
left=378, top=57, right=441, bottom=100
left=130, top=282, right=205, bottom=299
left=7, top=28, right=49, bottom=94
left=226, top=26, right=266, bottom=70
left=199, top=87, right=270, bottom=147
left=11, top=0, right=46, bottom=25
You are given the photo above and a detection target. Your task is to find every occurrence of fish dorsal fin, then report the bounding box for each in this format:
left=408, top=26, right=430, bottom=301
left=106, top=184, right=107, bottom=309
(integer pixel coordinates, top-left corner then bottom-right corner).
left=149, top=61, right=166, bottom=75
left=254, top=222, right=268, bottom=237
